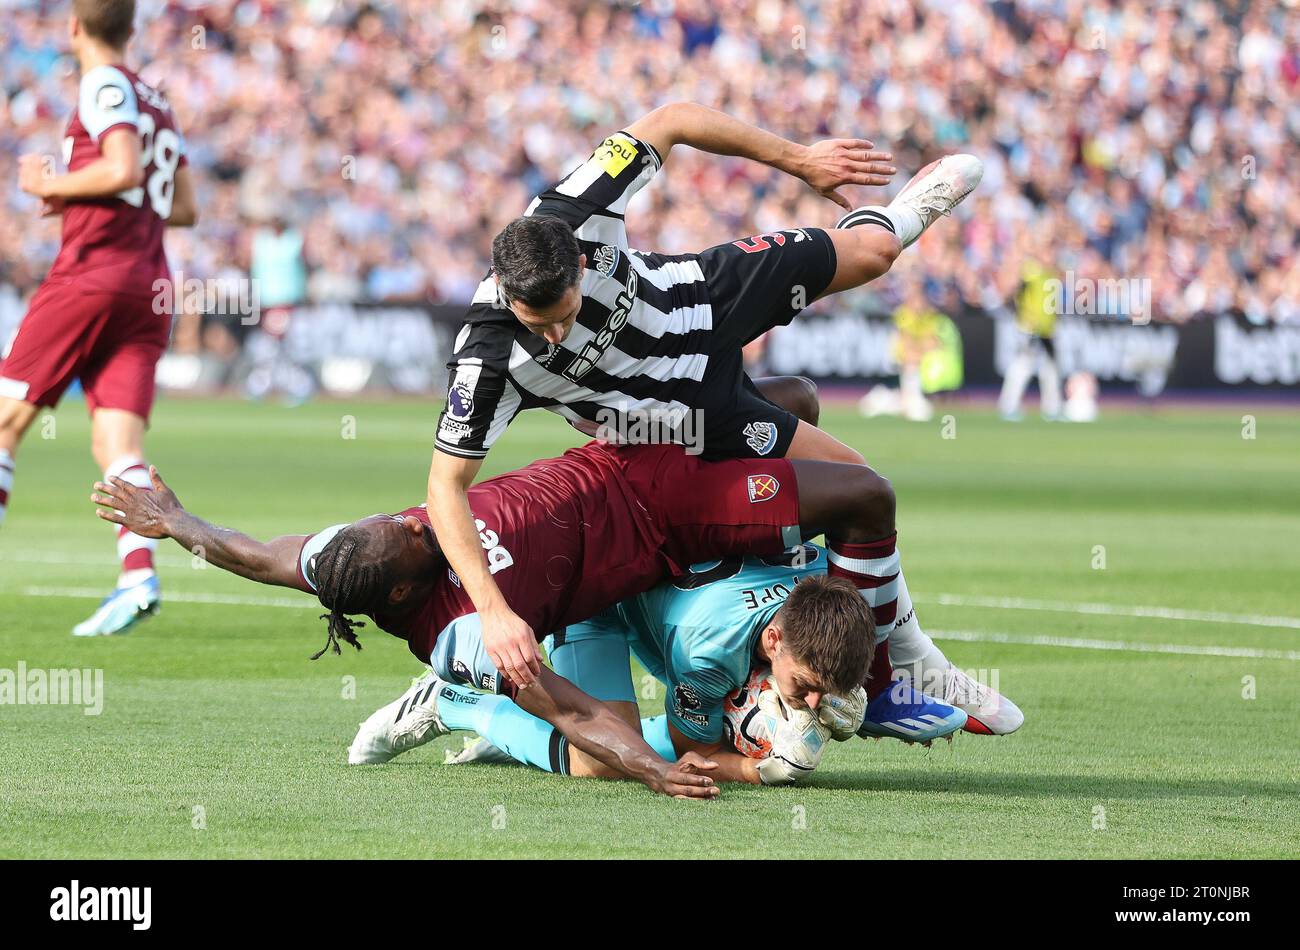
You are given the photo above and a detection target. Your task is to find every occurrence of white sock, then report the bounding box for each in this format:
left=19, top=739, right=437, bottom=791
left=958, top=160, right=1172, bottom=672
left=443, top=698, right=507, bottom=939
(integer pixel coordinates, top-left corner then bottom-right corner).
left=0, top=449, right=13, bottom=527
left=881, top=574, right=951, bottom=696
left=837, top=203, right=922, bottom=247
left=105, top=456, right=158, bottom=585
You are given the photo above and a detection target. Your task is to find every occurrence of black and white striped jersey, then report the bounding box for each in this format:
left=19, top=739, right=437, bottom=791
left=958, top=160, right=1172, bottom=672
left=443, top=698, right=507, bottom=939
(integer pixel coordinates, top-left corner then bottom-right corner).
left=435, top=130, right=721, bottom=460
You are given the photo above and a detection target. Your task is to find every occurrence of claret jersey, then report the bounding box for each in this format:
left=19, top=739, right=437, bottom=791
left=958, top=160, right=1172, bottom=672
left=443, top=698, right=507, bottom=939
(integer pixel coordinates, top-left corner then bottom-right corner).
left=48, top=63, right=187, bottom=294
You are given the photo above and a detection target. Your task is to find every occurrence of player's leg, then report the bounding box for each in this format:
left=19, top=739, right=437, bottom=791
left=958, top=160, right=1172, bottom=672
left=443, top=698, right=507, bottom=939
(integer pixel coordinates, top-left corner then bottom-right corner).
left=0, top=283, right=107, bottom=527
left=795, top=459, right=1012, bottom=738
left=447, top=619, right=647, bottom=778
left=348, top=668, right=578, bottom=771
left=998, top=334, right=1035, bottom=420
left=820, top=154, right=984, bottom=298
left=1038, top=336, right=1063, bottom=420
left=72, top=298, right=170, bottom=637
left=750, top=375, right=866, bottom=465
left=352, top=611, right=649, bottom=777
left=0, top=399, right=39, bottom=528
left=349, top=618, right=570, bottom=770
left=751, top=381, right=1020, bottom=733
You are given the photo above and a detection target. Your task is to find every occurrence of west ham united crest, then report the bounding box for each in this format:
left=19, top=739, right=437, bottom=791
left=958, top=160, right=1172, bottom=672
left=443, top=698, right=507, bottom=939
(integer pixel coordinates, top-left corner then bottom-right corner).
left=747, top=474, right=780, bottom=503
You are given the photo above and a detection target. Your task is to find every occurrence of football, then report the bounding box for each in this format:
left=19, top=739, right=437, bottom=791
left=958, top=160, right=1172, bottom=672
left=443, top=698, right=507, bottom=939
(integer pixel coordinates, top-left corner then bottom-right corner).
left=722, top=667, right=781, bottom=759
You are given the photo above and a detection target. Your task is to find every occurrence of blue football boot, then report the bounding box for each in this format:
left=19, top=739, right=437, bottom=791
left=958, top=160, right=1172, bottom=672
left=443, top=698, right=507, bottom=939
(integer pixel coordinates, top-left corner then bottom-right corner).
left=857, top=681, right=968, bottom=743
left=72, top=575, right=161, bottom=637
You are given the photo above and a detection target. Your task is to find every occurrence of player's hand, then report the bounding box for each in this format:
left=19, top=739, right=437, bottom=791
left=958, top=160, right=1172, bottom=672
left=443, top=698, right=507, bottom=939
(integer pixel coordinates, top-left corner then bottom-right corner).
left=658, top=752, right=720, bottom=800
left=796, top=139, right=896, bottom=209
left=91, top=466, right=183, bottom=539
left=817, top=685, right=868, bottom=740
left=39, top=196, right=65, bottom=217
left=482, top=604, right=543, bottom=689
left=18, top=154, right=53, bottom=199
left=755, top=691, right=829, bottom=785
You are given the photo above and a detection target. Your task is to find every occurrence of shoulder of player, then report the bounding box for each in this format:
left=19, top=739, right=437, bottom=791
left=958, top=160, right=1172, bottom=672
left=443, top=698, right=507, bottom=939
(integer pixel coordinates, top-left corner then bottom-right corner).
left=601, top=130, right=662, bottom=172
left=78, top=64, right=138, bottom=110
left=91, top=65, right=174, bottom=113
left=664, top=621, right=748, bottom=682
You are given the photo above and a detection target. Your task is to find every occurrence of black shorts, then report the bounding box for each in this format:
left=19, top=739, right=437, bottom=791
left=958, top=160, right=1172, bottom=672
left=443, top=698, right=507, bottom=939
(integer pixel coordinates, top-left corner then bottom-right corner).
left=697, top=227, right=839, bottom=352
left=689, top=351, right=798, bottom=461
left=686, top=227, right=837, bottom=460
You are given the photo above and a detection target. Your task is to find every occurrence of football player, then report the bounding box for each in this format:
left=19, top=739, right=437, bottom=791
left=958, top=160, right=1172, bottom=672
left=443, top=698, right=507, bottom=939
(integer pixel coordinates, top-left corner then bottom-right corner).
left=3, top=0, right=198, bottom=636
left=425, top=102, right=984, bottom=694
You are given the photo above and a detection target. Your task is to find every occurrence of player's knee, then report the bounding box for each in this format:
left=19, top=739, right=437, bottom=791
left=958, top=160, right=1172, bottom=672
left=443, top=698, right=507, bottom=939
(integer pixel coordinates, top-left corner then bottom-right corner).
left=849, top=466, right=895, bottom=528
left=851, top=228, right=902, bottom=281
left=786, top=376, right=821, bottom=426
left=0, top=398, right=38, bottom=443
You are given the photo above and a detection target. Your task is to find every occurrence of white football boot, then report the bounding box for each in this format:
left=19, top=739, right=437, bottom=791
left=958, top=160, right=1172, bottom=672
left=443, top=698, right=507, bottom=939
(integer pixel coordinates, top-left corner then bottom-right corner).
left=891, top=154, right=984, bottom=247
left=444, top=736, right=518, bottom=767
left=934, top=663, right=1024, bottom=736
left=348, top=671, right=451, bottom=764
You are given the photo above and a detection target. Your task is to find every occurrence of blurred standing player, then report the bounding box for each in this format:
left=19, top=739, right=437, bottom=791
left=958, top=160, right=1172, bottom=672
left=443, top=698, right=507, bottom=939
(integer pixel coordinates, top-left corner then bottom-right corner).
left=0, top=0, right=198, bottom=635
left=998, top=247, right=1062, bottom=421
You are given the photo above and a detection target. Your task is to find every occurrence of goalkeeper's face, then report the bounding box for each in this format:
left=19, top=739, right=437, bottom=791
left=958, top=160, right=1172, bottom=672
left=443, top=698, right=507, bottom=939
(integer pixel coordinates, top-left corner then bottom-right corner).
left=766, top=575, right=875, bottom=705
left=765, top=631, right=828, bottom=713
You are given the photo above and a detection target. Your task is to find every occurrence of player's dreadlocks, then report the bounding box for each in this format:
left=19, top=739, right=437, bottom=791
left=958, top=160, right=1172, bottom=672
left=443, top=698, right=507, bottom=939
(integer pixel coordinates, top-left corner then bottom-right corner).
left=311, top=524, right=395, bottom=660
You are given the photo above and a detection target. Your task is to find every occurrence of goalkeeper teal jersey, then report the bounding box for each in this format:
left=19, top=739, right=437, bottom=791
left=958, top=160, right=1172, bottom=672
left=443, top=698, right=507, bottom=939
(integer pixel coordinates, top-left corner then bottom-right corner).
left=609, top=544, right=826, bottom=742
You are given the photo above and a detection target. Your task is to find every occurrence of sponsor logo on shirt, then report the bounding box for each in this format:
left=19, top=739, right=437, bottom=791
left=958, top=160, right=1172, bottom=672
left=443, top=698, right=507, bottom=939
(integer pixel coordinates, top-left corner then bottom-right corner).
left=747, top=474, right=780, bottom=503
left=593, top=133, right=638, bottom=178
left=744, top=421, right=779, bottom=456
left=475, top=518, right=514, bottom=575
left=562, top=268, right=638, bottom=382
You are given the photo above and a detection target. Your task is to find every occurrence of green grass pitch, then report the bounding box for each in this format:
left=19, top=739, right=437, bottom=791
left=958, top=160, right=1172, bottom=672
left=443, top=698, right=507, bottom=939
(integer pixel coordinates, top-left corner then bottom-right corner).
left=1, top=396, right=1297, bottom=859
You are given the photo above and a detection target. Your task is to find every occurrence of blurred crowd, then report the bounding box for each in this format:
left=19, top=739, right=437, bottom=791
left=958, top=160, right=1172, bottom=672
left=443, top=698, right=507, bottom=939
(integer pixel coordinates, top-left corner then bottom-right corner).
left=3, top=0, right=1299, bottom=331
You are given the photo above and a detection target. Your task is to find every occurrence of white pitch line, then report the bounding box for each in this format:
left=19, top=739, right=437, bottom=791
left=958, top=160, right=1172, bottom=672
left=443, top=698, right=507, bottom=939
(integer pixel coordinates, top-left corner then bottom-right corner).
left=917, top=593, right=1300, bottom=632
left=7, top=552, right=1300, bottom=632
left=11, top=586, right=1299, bottom=661
left=0, top=551, right=194, bottom=567
left=19, top=586, right=315, bottom=610
left=930, top=628, right=1300, bottom=662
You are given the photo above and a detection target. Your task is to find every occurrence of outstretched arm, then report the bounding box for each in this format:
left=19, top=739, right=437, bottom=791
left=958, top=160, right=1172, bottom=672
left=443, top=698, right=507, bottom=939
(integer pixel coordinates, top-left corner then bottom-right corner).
left=516, top=668, right=721, bottom=799
left=625, top=102, right=896, bottom=210
left=91, top=466, right=310, bottom=591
